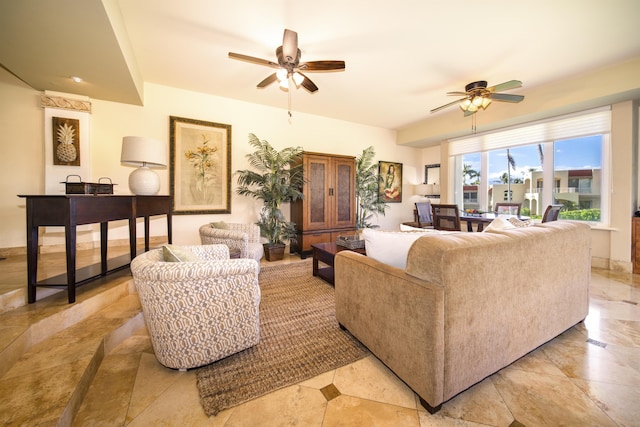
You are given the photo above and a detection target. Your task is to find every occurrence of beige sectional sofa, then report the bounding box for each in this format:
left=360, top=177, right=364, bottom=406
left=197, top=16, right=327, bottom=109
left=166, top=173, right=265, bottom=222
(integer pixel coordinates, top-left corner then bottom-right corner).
left=334, top=221, right=591, bottom=412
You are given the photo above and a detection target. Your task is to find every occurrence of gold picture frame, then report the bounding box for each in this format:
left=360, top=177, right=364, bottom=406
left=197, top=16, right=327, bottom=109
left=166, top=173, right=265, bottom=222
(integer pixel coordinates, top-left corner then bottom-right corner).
left=52, top=117, right=80, bottom=166
left=378, top=161, right=403, bottom=203
left=169, top=116, right=231, bottom=214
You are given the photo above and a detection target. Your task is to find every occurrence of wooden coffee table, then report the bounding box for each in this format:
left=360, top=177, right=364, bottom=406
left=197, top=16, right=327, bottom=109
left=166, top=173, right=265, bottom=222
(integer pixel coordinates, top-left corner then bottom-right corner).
left=311, top=242, right=366, bottom=285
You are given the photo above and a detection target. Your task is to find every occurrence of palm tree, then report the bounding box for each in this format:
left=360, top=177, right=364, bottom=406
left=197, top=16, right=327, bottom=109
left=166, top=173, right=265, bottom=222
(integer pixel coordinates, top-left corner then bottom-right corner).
left=235, top=133, right=305, bottom=249
left=356, top=146, right=387, bottom=229
left=462, top=164, right=479, bottom=185
left=506, top=149, right=516, bottom=201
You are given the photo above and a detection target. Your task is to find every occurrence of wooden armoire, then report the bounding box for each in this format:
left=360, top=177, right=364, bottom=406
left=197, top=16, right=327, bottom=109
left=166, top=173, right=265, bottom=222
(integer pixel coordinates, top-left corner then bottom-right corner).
left=633, top=217, right=640, bottom=273
left=290, top=152, right=357, bottom=257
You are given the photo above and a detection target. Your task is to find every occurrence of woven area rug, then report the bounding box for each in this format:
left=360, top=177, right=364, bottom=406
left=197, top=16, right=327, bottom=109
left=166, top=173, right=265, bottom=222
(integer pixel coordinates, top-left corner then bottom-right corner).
left=195, top=260, right=369, bottom=416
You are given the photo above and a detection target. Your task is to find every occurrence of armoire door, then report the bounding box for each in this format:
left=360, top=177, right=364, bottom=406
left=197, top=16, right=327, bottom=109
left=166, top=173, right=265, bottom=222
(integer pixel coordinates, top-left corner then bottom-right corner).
left=303, top=155, right=332, bottom=231
left=331, top=158, right=356, bottom=229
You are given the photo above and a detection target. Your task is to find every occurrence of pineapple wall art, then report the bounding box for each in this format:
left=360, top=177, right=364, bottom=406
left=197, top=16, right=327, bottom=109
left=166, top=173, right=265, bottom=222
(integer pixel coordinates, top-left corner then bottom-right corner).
left=52, top=117, right=80, bottom=166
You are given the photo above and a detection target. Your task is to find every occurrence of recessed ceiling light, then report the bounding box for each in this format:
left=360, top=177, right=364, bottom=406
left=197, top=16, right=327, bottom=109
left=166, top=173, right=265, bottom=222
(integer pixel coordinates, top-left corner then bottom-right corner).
left=71, top=76, right=83, bottom=83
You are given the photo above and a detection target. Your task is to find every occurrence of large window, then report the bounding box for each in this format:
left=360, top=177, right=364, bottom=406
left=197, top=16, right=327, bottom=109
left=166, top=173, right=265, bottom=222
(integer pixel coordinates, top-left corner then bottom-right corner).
left=449, top=108, right=609, bottom=224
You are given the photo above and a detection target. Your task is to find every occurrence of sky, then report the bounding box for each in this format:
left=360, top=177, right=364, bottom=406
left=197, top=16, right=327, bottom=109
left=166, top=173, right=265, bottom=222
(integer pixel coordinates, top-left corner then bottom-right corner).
left=462, top=135, right=603, bottom=184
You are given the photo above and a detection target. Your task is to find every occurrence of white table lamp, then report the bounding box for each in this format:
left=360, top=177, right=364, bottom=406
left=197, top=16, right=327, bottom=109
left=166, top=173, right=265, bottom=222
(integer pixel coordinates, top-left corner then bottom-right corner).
left=120, top=136, right=167, bottom=195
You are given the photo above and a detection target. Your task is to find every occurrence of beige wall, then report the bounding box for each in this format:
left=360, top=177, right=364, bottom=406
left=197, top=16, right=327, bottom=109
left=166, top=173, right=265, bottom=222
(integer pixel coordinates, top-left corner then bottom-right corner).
left=0, top=68, right=428, bottom=251
left=1, top=67, right=637, bottom=271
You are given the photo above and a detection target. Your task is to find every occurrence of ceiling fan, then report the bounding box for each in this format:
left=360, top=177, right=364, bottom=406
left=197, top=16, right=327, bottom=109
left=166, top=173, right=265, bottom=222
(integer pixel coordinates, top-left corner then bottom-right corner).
left=430, top=80, right=524, bottom=116
left=228, top=29, right=345, bottom=93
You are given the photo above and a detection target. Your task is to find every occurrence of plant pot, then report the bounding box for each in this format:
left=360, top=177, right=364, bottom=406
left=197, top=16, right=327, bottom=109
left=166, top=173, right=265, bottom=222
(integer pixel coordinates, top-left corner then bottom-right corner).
left=263, top=243, right=286, bottom=261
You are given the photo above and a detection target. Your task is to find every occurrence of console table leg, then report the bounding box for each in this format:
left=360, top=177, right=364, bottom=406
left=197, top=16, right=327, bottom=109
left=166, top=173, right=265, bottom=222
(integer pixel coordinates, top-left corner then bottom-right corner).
left=26, top=224, right=38, bottom=304
left=65, top=225, right=77, bottom=304
left=144, top=216, right=150, bottom=251
left=100, top=222, right=108, bottom=274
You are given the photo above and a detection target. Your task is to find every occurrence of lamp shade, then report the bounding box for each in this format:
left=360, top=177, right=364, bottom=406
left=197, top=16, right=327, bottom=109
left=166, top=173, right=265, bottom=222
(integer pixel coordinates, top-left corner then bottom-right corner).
left=415, top=183, right=431, bottom=195
left=120, top=136, right=167, bottom=168
left=415, top=183, right=440, bottom=197
left=121, top=136, right=167, bottom=195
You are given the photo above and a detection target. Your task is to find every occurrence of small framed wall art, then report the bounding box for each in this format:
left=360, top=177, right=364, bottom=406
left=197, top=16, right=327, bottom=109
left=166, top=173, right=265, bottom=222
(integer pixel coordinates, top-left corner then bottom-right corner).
left=378, top=161, right=403, bottom=203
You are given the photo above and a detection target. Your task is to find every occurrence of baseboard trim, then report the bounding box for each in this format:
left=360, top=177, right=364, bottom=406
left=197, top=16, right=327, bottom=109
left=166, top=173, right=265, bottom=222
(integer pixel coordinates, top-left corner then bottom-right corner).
left=0, top=236, right=169, bottom=258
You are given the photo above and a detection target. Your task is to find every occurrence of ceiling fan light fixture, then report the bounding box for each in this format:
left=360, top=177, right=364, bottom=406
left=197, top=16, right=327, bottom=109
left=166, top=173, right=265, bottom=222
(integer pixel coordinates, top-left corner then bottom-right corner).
left=279, top=78, right=289, bottom=89
left=292, top=72, right=304, bottom=86
left=276, top=68, right=288, bottom=82
left=481, top=97, right=491, bottom=109
left=460, top=99, right=472, bottom=110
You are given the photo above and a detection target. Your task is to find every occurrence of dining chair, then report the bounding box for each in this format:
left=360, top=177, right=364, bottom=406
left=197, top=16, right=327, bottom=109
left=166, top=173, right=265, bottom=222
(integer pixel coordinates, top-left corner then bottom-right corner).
left=402, top=202, right=434, bottom=229
left=431, top=204, right=461, bottom=231
left=494, top=202, right=522, bottom=216
left=542, top=204, right=563, bottom=222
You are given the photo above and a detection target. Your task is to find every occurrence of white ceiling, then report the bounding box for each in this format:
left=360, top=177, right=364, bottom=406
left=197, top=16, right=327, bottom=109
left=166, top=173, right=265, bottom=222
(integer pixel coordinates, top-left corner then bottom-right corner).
left=2, top=0, right=640, bottom=133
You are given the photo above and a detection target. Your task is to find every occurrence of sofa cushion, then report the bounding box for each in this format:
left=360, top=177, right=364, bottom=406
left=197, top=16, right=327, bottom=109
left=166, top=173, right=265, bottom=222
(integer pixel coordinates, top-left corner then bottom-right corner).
left=362, top=228, right=439, bottom=269
left=162, top=245, right=202, bottom=262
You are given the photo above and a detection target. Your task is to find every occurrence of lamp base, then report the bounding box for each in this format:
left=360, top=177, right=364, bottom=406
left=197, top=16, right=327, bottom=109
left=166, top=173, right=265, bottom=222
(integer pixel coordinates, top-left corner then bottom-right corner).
left=129, top=166, right=160, bottom=195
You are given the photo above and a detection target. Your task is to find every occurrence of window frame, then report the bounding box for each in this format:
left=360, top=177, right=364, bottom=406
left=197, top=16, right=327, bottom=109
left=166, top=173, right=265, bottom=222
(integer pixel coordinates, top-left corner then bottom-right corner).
left=449, top=108, right=610, bottom=225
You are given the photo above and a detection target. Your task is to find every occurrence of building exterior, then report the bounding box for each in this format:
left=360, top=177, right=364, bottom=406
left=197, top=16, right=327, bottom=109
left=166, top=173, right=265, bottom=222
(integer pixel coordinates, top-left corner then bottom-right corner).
left=462, top=168, right=601, bottom=217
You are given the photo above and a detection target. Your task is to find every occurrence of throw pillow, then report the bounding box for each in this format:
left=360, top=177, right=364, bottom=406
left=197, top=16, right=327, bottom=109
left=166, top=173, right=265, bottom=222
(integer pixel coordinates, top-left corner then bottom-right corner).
left=483, top=216, right=516, bottom=233
left=162, top=245, right=202, bottom=262
left=507, top=217, right=532, bottom=227
left=210, top=221, right=229, bottom=229
left=362, top=228, right=434, bottom=269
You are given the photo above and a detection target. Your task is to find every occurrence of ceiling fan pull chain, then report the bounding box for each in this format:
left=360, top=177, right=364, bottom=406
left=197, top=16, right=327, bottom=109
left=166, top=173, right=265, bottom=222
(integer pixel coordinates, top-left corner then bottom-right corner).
left=288, top=83, right=293, bottom=120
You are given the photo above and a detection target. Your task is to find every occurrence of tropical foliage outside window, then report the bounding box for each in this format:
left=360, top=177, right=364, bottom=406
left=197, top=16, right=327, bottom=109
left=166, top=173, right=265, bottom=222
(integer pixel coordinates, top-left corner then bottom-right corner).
left=455, top=135, right=603, bottom=222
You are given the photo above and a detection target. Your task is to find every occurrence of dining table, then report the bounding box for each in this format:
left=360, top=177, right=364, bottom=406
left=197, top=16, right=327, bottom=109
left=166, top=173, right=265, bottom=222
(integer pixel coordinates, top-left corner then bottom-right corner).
left=459, top=212, right=530, bottom=232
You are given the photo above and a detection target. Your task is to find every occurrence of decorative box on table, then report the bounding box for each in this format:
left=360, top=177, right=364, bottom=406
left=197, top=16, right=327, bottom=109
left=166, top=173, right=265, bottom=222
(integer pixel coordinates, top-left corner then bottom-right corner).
left=61, top=175, right=115, bottom=195
left=336, top=234, right=365, bottom=249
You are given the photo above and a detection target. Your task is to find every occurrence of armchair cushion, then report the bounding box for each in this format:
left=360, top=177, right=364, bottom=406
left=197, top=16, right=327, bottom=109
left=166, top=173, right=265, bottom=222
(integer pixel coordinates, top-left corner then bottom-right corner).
left=162, top=244, right=202, bottom=262
left=210, top=221, right=229, bottom=229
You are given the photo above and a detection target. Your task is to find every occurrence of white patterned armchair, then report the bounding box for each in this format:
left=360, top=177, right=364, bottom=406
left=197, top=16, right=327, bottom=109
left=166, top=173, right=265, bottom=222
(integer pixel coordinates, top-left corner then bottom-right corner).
left=130, top=244, right=261, bottom=370
left=199, top=222, right=264, bottom=270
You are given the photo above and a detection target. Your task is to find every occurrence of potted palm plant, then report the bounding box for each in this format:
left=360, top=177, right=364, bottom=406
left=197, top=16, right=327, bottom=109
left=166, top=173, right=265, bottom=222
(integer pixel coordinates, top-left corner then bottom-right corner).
left=235, top=133, right=305, bottom=261
left=356, top=146, right=388, bottom=231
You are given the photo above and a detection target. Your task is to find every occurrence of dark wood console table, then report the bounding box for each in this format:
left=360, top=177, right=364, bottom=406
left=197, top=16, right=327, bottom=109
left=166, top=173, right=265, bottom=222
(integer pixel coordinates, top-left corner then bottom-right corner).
left=18, top=195, right=172, bottom=303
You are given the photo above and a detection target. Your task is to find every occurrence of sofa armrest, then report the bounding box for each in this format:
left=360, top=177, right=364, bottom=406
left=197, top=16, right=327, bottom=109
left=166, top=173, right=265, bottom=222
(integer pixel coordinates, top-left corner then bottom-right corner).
left=334, top=251, right=445, bottom=408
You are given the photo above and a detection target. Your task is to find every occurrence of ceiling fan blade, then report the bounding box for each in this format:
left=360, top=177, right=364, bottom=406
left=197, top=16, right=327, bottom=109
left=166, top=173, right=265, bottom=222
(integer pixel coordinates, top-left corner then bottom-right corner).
left=446, top=91, right=469, bottom=96
left=487, top=80, right=522, bottom=92
left=299, top=60, right=345, bottom=71
left=229, top=52, right=279, bottom=68
left=282, top=29, right=298, bottom=61
left=257, top=73, right=278, bottom=88
left=464, top=109, right=477, bottom=117
left=297, top=72, right=318, bottom=92
left=489, top=93, right=525, bottom=102
left=430, top=97, right=469, bottom=113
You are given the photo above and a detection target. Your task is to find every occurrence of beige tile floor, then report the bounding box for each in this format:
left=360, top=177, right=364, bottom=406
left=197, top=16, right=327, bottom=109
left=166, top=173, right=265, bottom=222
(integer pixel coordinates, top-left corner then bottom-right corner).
left=0, top=248, right=639, bottom=426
